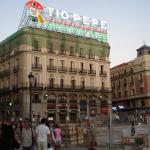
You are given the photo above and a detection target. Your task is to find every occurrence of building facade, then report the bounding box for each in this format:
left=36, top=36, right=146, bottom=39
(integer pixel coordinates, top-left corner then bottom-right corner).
left=0, top=27, right=111, bottom=123
left=111, top=45, right=150, bottom=123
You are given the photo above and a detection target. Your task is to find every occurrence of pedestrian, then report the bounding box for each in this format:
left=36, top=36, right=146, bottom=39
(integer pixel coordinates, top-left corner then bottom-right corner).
left=0, top=120, right=20, bottom=150
left=131, top=121, right=135, bottom=136
left=53, top=124, right=62, bottom=150
left=15, top=121, right=22, bottom=150
left=35, top=118, right=51, bottom=150
left=85, top=117, right=97, bottom=150
left=21, top=119, right=32, bottom=150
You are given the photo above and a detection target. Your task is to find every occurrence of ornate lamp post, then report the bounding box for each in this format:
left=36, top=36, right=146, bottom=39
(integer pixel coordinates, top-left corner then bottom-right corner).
left=28, top=72, right=34, bottom=121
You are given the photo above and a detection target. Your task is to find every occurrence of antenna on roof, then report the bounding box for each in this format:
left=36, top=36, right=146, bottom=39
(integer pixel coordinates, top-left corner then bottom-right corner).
left=143, top=40, right=145, bottom=46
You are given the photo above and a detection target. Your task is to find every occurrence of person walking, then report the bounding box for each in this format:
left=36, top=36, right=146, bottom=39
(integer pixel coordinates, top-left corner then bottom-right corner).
left=0, top=121, right=19, bottom=150
left=35, top=118, right=51, bottom=150
left=53, top=124, right=62, bottom=150
left=85, top=117, right=97, bottom=150
left=15, top=121, right=22, bottom=150
left=21, top=119, right=32, bottom=150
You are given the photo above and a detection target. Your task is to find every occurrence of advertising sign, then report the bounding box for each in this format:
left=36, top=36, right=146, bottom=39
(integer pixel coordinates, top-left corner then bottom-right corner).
left=19, top=0, right=107, bottom=42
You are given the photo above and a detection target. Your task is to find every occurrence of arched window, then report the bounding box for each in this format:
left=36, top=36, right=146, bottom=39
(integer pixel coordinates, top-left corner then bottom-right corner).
left=49, top=75, right=54, bottom=88
left=80, top=77, right=85, bottom=89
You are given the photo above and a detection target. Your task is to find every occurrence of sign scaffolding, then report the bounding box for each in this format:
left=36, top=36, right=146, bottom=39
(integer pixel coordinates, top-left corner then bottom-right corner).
left=18, top=0, right=107, bottom=42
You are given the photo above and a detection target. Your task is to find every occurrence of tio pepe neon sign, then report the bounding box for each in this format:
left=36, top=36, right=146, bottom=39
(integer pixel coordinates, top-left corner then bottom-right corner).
left=25, top=0, right=107, bottom=42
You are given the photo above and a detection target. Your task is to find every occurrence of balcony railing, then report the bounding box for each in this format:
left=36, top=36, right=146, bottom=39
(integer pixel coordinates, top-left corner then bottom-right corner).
left=0, top=69, right=10, bottom=77
left=47, top=49, right=55, bottom=54
left=46, top=84, right=110, bottom=92
left=32, top=47, right=41, bottom=52
left=59, top=50, right=66, bottom=55
left=69, top=68, right=77, bottom=74
left=79, top=69, right=87, bottom=75
left=88, top=70, right=96, bottom=75
left=58, top=66, right=67, bottom=72
left=32, top=63, right=42, bottom=70
left=47, top=65, right=57, bottom=72
left=99, top=71, right=107, bottom=76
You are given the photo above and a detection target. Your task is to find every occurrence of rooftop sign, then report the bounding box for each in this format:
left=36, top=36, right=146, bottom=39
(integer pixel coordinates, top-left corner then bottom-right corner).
left=19, top=0, right=107, bottom=42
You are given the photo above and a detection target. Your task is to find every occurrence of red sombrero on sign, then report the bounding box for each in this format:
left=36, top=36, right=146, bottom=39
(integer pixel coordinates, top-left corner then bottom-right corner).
left=26, top=0, right=43, bottom=10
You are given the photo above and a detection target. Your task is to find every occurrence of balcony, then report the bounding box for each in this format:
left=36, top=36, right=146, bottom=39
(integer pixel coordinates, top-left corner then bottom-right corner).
left=32, top=63, right=42, bottom=70
left=69, top=68, right=77, bottom=74
left=47, top=65, right=57, bottom=72
left=88, top=70, right=96, bottom=76
left=0, top=69, right=10, bottom=77
left=99, top=71, right=107, bottom=76
left=58, top=66, right=67, bottom=73
left=47, top=49, right=55, bottom=54
left=59, top=50, right=66, bottom=55
left=79, top=54, right=86, bottom=58
left=47, top=84, right=98, bottom=92
left=79, top=69, right=87, bottom=75
left=32, top=47, right=41, bottom=52
left=13, top=65, right=19, bottom=73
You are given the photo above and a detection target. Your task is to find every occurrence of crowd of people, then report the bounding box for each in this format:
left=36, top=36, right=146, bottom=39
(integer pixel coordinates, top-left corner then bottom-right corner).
left=0, top=118, right=62, bottom=150
left=0, top=117, right=97, bottom=150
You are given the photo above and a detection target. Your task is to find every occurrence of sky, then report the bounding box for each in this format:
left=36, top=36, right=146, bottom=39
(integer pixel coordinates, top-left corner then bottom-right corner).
left=0, top=0, right=150, bottom=67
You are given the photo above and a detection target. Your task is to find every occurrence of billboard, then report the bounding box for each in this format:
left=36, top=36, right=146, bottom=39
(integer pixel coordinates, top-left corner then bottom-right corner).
left=19, top=0, right=107, bottom=42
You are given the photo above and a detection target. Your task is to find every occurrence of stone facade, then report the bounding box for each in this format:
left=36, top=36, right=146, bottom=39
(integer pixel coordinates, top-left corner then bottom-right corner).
left=0, top=27, right=111, bottom=123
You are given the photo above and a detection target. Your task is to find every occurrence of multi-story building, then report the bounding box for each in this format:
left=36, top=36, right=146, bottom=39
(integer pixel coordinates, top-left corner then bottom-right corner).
left=0, top=27, right=111, bottom=123
left=111, top=45, right=150, bottom=123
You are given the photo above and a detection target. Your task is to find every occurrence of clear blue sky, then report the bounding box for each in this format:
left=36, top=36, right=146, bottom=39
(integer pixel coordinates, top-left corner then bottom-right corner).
left=0, top=0, right=150, bottom=67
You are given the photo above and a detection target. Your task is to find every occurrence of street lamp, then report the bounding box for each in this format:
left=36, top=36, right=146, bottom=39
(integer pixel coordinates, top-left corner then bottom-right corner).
left=28, top=72, right=34, bottom=121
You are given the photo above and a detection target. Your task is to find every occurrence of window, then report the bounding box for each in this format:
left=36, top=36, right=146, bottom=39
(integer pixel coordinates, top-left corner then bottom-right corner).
left=81, top=80, right=85, bottom=88
left=89, top=63, right=93, bottom=71
left=89, top=49, right=93, bottom=58
left=48, top=43, right=54, bottom=53
left=33, top=40, right=40, bottom=51
left=131, top=77, right=134, bottom=84
left=80, top=62, right=84, bottom=71
left=70, top=46, right=74, bottom=55
left=79, top=48, right=84, bottom=56
left=60, top=79, right=64, bottom=88
left=100, top=65, right=104, bottom=74
left=141, top=101, right=145, bottom=107
left=49, top=78, right=54, bottom=87
left=33, top=93, right=40, bottom=103
left=139, top=74, right=143, bottom=82
left=131, top=89, right=135, bottom=96
left=34, top=57, right=40, bottom=64
left=124, top=90, right=128, bottom=97
left=124, top=79, right=127, bottom=87
left=71, top=79, right=75, bottom=89
left=70, top=61, right=75, bottom=70
left=49, top=59, right=54, bottom=67
left=60, top=60, right=65, bottom=68
left=101, top=81, right=105, bottom=89
left=60, top=44, right=65, bottom=54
